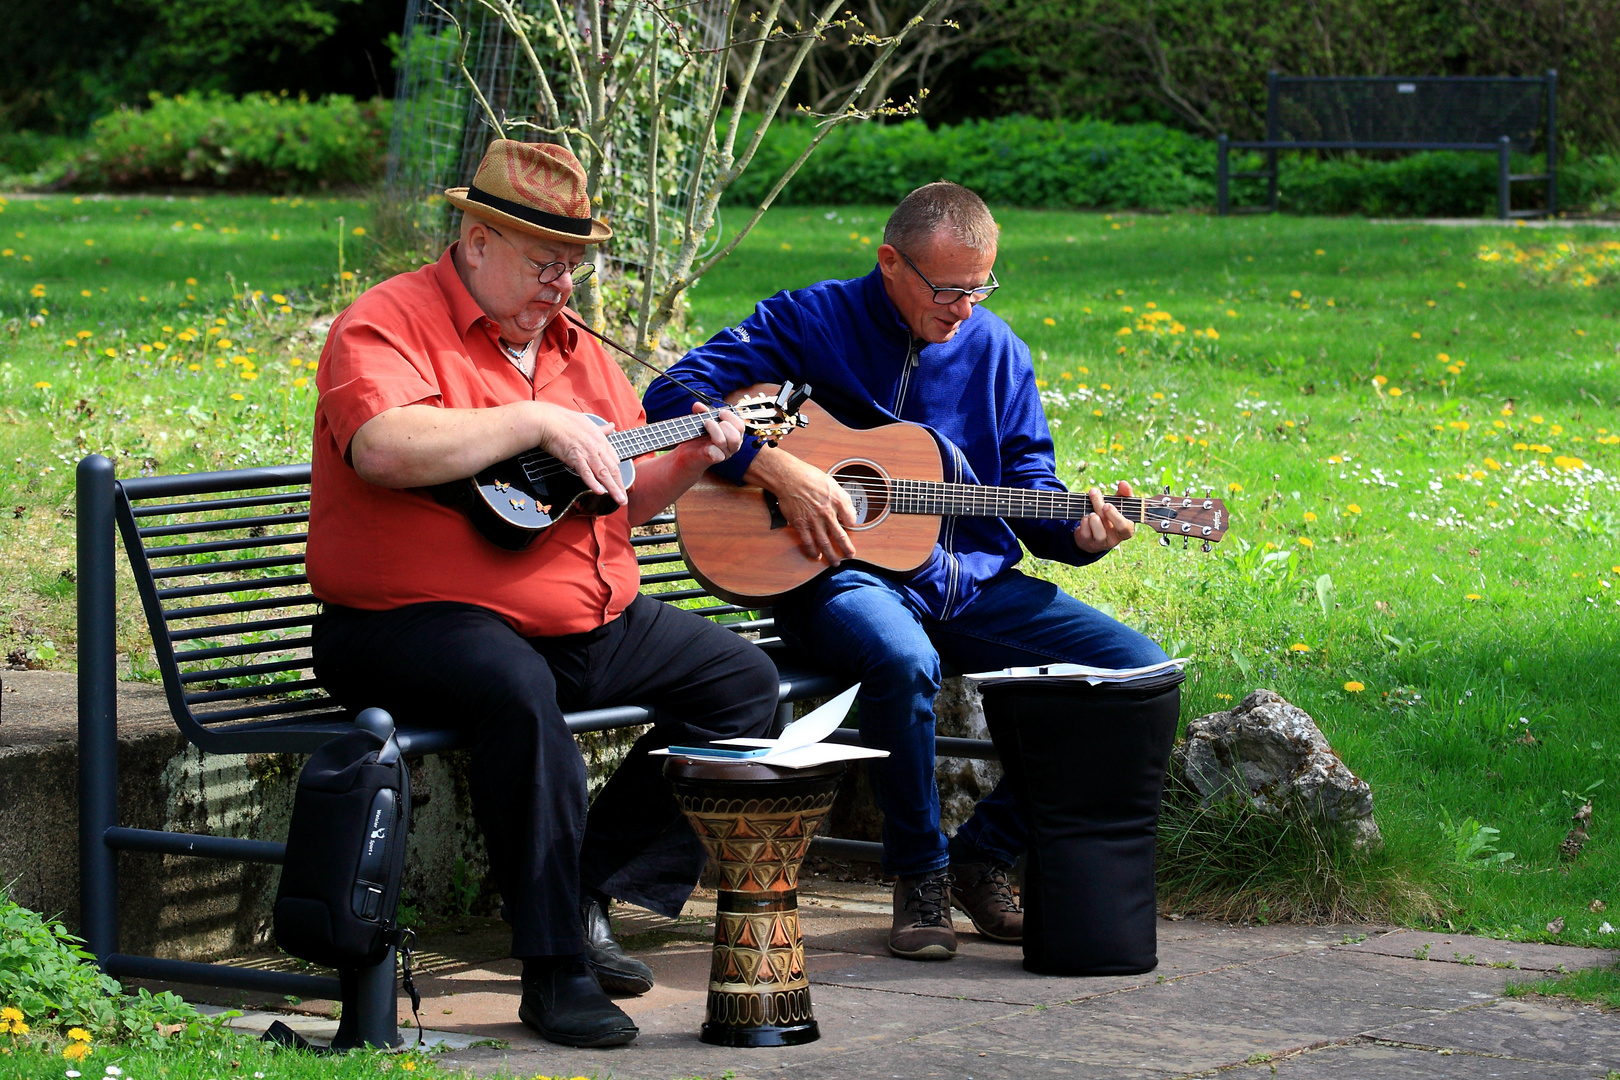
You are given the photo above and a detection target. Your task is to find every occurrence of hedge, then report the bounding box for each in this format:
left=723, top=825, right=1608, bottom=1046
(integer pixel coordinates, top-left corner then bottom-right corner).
left=65, top=92, right=391, bottom=190
left=723, top=115, right=1620, bottom=215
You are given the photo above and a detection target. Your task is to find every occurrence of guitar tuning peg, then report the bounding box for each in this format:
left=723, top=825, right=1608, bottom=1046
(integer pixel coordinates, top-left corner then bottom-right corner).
left=1159, top=534, right=1171, bottom=547
left=1163, top=485, right=1171, bottom=495
left=1202, top=541, right=1212, bottom=552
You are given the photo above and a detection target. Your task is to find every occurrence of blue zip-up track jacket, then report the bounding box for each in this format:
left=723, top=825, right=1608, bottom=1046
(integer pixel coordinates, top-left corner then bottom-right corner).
left=644, top=267, right=1104, bottom=621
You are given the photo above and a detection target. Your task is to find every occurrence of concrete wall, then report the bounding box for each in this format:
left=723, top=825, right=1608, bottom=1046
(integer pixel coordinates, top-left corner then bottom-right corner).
left=0, top=669, right=991, bottom=963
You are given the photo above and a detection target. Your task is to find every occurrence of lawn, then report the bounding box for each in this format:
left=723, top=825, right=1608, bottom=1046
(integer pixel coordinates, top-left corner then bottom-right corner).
left=2, top=193, right=1618, bottom=945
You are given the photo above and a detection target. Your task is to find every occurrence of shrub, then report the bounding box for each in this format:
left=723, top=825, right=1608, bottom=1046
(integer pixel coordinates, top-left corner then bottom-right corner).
left=67, top=92, right=391, bottom=191
left=726, top=114, right=1619, bottom=215
left=727, top=115, right=1215, bottom=210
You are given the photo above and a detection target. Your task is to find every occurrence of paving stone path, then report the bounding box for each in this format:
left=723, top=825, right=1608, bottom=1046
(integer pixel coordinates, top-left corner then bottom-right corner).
left=181, top=880, right=1619, bottom=1080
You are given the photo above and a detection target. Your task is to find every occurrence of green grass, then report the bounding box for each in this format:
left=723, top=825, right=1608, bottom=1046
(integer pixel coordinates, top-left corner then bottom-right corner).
left=1506, top=962, right=1620, bottom=1009
left=0, top=1038, right=451, bottom=1079
left=3, top=195, right=1618, bottom=942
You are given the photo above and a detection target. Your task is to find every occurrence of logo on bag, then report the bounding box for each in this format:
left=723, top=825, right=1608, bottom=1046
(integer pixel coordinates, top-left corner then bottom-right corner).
left=371, top=827, right=387, bottom=840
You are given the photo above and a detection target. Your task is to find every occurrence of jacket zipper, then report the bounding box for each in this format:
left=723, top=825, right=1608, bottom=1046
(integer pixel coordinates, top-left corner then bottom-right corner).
left=892, top=338, right=920, bottom=415
left=941, top=443, right=963, bottom=615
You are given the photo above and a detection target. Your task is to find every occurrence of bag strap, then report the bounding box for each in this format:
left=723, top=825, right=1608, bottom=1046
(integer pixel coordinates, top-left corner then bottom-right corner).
left=397, top=927, right=424, bottom=1049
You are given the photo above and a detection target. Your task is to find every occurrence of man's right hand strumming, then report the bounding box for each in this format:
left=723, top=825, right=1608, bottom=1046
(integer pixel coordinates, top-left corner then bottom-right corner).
left=743, top=447, right=859, bottom=566
left=349, top=400, right=625, bottom=504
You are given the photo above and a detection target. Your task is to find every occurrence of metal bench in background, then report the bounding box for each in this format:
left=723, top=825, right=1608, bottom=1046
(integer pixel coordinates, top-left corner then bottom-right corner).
left=1217, top=70, right=1557, bottom=219
left=75, top=453, right=995, bottom=1047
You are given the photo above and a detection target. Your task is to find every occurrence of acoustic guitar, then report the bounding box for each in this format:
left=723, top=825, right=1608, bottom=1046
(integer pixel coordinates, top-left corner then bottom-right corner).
left=433, top=393, right=803, bottom=551
left=675, top=397, right=1230, bottom=605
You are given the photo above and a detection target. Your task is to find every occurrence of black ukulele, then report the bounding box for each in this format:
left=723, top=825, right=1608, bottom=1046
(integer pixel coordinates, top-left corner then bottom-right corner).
left=432, top=392, right=804, bottom=551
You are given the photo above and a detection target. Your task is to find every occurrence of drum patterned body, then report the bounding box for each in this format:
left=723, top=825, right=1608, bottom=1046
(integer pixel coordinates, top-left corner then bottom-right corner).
left=665, top=759, right=846, bottom=1048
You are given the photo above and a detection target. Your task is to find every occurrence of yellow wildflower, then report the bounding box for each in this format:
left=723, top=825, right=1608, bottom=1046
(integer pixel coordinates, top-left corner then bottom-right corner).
left=67, top=1027, right=91, bottom=1042
left=1297, top=537, right=1314, bottom=548
left=1043, top=317, right=1056, bottom=326
left=63, top=1042, right=90, bottom=1062
left=1303, top=512, right=1317, bottom=522
left=1346, top=503, right=1361, bottom=514
left=1343, top=681, right=1364, bottom=693
left=1288, top=643, right=1311, bottom=652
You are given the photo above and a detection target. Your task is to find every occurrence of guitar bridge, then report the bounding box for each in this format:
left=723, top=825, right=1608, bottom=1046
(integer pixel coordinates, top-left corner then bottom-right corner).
left=763, top=491, right=790, bottom=531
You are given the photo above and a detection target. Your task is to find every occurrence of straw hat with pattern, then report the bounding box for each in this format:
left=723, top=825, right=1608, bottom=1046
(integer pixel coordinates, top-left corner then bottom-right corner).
left=445, top=139, right=612, bottom=245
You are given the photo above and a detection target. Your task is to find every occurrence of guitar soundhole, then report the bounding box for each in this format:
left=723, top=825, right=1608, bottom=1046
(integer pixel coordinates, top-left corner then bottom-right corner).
left=830, top=461, right=889, bottom=528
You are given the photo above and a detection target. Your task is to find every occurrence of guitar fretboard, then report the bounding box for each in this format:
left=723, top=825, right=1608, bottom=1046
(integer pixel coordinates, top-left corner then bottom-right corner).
left=885, top=480, right=1157, bottom=521
left=517, top=411, right=722, bottom=481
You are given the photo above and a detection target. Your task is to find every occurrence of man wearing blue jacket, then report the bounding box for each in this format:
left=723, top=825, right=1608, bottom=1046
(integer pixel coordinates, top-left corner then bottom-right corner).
left=645, top=182, right=1166, bottom=960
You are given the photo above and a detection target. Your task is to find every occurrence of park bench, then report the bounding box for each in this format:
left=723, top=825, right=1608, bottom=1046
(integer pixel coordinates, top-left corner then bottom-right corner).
left=74, top=453, right=996, bottom=1047
left=1217, top=70, right=1558, bottom=219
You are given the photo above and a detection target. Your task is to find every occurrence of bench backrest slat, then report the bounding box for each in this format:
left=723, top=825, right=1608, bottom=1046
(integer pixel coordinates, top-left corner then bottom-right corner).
left=1271, top=75, right=1549, bottom=151
left=114, top=464, right=770, bottom=752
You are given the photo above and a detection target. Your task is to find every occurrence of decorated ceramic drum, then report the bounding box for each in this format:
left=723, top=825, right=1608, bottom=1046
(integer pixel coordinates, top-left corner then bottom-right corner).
left=663, top=757, right=846, bottom=1047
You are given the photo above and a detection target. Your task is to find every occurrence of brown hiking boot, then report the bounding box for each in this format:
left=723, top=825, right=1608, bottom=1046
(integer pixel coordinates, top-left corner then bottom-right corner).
left=949, top=859, right=1023, bottom=943
left=889, top=869, right=957, bottom=960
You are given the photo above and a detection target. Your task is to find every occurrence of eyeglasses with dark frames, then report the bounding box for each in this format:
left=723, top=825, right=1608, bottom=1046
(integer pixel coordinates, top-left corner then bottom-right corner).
left=897, top=249, right=999, bottom=305
left=484, top=224, right=596, bottom=287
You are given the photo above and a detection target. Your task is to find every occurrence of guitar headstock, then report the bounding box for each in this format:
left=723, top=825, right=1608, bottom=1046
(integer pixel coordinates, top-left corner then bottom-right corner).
left=733, top=387, right=809, bottom=448
left=1144, top=488, right=1231, bottom=552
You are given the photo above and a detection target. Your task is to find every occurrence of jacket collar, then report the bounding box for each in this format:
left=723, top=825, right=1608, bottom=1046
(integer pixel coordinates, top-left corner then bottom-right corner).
left=860, top=265, right=916, bottom=345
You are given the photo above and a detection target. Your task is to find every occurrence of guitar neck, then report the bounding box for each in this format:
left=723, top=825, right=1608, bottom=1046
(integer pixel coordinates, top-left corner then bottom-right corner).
left=889, top=480, right=1144, bottom=522
left=518, top=411, right=718, bottom=472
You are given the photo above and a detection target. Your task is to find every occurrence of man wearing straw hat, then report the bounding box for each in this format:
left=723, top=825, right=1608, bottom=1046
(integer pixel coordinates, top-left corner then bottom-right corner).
left=306, top=139, right=779, bottom=1047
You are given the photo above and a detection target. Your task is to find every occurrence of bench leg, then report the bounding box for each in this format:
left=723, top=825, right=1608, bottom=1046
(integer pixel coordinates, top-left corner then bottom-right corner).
left=78, top=454, right=121, bottom=964
left=329, top=950, right=402, bottom=1050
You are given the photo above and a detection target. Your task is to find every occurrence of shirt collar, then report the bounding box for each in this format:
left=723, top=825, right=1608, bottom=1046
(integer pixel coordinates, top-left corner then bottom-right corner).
left=433, top=241, right=579, bottom=354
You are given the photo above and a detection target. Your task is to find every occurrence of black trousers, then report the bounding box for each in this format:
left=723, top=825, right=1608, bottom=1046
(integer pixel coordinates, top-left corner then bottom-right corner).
left=312, top=594, right=778, bottom=957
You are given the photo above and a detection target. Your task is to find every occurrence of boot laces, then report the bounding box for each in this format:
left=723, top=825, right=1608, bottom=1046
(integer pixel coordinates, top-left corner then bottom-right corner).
left=905, top=872, right=952, bottom=927
left=962, top=862, right=1020, bottom=912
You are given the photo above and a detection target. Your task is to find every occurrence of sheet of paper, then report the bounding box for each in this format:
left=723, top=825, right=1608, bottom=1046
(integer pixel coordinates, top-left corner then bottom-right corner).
left=650, top=683, right=883, bottom=768
left=964, top=658, right=1188, bottom=686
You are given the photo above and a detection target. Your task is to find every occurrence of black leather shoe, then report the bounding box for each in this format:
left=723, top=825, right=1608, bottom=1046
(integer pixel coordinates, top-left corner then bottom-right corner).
left=582, top=896, right=655, bottom=995
left=518, top=960, right=639, bottom=1048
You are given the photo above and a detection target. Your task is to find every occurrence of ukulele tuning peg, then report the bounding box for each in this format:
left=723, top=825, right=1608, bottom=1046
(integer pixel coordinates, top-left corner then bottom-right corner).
left=1159, top=534, right=1171, bottom=547
left=1201, top=541, right=1212, bottom=552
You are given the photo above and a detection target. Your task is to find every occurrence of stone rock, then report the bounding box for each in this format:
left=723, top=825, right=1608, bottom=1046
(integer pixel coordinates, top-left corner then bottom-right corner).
left=932, top=677, right=1002, bottom=835
left=1171, top=688, right=1382, bottom=851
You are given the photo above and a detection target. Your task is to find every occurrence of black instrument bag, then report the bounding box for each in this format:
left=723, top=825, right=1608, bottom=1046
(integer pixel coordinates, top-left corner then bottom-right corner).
left=274, top=709, right=410, bottom=969
left=978, top=668, right=1183, bottom=976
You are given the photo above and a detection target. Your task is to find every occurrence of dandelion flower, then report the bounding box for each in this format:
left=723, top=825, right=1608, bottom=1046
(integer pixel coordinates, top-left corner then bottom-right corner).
left=63, top=1043, right=90, bottom=1062
left=1043, top=317, right=1056, bottom=326
left=1438, top=353, right=1450, bottom=362
left=1297, top=537, right=1314, bottom=548
left=68, top=1028, right=92, bottom=1042
left=103, top=348, right=116, bottom=357
left=80, top=289, right=92, bottom=298
left=76, top=330, right=93, bottom=339
left=1372, top=375, right=1387, bottom=387
left=271, top=294, right=287, bottom=304
left=0, top=1007, right=20, bottom=1023
left=352, top=226, right=367, bottom=236
left=1288, top=643, right=1311, bottom=652
left=1531, top=415, right=1544, bottom=424
left=1411, top=332, right=1421, bottom=339
left=1151, top=391, right=1165, bottom=400
left=293, top=377, right=308, bottom=388
left=1388, top=387, right=1403, bottom=397
left=1226, top=309, right=1237, bottom=316
left=1465, top=593, right=1481, bottom=601
left=1303, top=511, right=1317, bottom=522
left=187, top=363, right=200, bottom=371
left=230, top=392, right=245, bottom=401
left=33, top=381, right=51, bottom=389
left=1228, top=482, right=1243, bottom=494
left=1290, top=290, right=1302, bottom=299
left=1343, top=681, right=1365, bottom=692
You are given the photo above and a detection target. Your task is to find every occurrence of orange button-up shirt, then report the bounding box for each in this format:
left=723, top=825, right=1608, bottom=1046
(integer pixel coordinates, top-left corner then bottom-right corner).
left=308, top=244, right=646, bottom=637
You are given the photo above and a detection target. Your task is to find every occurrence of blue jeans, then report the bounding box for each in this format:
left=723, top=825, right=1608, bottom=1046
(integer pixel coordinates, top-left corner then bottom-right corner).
left=776, top=566, right=1167, bottom=878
